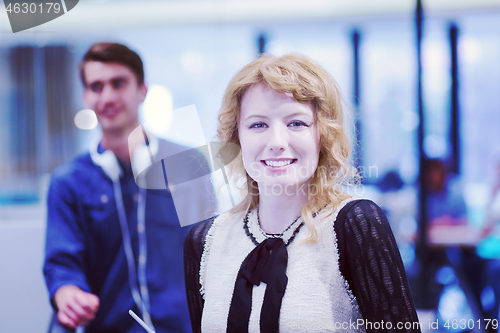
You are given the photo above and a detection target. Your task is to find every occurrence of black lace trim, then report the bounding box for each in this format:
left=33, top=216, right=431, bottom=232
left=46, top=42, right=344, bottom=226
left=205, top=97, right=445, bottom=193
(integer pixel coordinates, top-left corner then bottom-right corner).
left=285, top=222, right=303, bottom=245
left=243, top=210, right=259, bottom=246
left=243, top=210, right=304, bottom=246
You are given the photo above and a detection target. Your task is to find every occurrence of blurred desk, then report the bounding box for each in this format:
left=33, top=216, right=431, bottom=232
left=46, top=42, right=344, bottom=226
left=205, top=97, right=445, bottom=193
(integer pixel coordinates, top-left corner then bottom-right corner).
left=428, top=224, right=481, bottom=246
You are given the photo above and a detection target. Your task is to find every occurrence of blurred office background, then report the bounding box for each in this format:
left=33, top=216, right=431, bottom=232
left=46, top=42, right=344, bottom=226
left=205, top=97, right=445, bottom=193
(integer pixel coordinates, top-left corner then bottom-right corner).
left=1, top=0, right=500, bottom=331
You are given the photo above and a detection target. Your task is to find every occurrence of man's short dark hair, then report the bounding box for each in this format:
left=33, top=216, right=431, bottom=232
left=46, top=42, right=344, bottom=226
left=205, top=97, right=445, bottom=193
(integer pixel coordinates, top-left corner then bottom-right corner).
left=79, top=42, right=145, bottom=86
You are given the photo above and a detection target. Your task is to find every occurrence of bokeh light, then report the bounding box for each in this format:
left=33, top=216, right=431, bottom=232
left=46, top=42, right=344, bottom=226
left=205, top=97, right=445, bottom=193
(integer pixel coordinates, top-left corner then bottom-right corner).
left=74, top=109, right=98, bottom=130
left=142, top=84, right=174, bottom=136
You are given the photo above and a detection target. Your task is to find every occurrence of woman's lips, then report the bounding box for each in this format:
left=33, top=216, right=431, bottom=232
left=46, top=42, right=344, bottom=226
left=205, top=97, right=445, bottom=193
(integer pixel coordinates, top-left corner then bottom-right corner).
left=261, top=159, right=297, bottom=171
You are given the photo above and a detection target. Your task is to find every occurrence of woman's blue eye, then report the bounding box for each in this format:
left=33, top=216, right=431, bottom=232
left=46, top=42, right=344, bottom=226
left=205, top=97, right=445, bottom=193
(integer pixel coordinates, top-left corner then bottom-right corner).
left=289, top=121, right=308, bottom=127
left=249, top=122, right=267, bottom=129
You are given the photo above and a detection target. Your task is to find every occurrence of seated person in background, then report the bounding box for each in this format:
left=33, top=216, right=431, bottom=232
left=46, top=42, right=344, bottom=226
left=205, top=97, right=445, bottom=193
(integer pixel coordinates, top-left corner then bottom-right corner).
left=184, top=54, right=420, bottom=332
left=425, top=159, right=467, bottom=227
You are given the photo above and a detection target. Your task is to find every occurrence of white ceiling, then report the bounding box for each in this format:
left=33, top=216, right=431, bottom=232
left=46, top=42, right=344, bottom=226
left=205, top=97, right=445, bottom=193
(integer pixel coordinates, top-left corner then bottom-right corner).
left=1, top=0, right=500, bottom=32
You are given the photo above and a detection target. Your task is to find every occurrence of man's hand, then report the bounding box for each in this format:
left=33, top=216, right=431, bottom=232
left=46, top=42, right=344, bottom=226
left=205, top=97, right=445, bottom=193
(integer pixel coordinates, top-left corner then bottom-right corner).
left=54, top=285, right=100, bottom=329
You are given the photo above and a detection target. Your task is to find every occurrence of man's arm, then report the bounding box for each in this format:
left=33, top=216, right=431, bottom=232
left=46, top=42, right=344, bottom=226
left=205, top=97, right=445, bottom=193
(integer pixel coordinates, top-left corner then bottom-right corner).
left=43, top=173, right=100, bottom=328
left=53, top=285, right=99, bottom=328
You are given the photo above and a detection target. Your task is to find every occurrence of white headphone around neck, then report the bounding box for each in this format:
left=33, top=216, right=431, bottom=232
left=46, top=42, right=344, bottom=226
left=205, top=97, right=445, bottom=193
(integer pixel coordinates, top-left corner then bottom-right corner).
left=89, top=137, right=122, bottom=182
left=90, top=129, right=159, bottom=184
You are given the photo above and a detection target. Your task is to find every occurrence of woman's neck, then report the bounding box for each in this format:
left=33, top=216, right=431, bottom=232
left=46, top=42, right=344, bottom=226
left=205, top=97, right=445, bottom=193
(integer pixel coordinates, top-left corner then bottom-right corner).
left=257, top=184, right=309, bottom=235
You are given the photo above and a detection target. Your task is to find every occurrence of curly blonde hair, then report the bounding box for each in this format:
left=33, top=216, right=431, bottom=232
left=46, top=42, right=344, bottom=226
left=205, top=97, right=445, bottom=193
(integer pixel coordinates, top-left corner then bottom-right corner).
left=217, top=53, right=356, bottom=241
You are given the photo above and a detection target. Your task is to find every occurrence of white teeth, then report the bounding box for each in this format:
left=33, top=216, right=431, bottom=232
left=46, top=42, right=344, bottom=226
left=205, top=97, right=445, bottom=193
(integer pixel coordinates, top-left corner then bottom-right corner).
left=264, top=160, right=294, bottom=167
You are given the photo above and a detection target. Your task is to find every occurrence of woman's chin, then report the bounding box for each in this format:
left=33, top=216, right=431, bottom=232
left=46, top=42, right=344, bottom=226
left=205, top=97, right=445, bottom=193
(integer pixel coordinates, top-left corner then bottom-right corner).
left=256, top=179, right=311, bottom=196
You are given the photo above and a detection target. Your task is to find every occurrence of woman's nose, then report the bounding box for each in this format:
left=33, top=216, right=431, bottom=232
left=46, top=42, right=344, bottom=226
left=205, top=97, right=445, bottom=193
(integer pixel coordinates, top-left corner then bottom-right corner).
left=267, top=124, right=288, bottom=152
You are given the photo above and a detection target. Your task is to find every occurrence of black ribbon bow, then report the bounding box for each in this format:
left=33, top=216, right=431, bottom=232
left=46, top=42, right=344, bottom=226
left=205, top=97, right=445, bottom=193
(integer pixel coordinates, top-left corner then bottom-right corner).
left=227, top=237, right=288, bottom=333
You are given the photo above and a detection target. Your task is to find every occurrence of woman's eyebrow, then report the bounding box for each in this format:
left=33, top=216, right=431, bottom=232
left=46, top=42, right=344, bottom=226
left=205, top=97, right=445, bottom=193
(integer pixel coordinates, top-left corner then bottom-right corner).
left=242, top=114, right=268, bottom=122
left=286, top=111, right=313, bottom=118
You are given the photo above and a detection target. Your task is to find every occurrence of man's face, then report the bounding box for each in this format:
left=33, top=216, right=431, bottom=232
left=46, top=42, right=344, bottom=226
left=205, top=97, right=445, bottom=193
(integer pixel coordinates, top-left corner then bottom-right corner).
left=82, top=61, right=147, bottom=134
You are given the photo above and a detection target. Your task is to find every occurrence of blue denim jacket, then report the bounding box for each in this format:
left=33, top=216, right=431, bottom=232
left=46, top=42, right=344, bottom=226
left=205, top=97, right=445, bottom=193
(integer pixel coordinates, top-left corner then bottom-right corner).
left=43, top=140, right=213, bottom=333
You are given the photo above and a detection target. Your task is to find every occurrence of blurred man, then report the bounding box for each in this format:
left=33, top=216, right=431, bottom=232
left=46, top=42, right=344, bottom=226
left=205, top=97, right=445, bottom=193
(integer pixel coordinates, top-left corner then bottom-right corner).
left=43, top=43, right=212, bottom=332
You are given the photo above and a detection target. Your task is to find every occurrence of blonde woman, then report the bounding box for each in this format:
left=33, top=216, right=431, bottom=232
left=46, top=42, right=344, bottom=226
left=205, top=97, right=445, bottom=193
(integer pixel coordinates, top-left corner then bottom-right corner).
left=184, top=54, right=420, bottom=333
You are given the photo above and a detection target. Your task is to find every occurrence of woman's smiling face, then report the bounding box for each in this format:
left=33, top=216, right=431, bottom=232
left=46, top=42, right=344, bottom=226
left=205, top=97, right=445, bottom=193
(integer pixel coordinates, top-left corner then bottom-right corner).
left=238, top=83, right=320, bottom=194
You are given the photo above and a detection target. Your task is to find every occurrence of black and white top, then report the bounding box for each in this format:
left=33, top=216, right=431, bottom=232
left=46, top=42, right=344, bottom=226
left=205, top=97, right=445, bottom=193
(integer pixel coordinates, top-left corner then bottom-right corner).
left=184, top=199, right=421, bottom=333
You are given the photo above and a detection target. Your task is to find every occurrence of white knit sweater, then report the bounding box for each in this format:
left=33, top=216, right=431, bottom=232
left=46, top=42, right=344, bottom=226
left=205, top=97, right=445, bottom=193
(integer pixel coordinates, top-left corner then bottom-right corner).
left=199, top=198, right=366, bottom=332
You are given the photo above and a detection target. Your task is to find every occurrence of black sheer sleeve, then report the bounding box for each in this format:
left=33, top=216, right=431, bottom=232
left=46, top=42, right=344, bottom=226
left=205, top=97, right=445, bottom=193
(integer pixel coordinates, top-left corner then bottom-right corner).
left=184, top=218, right=214, bottom=333
left=335, top=200, right=421, bottom=333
